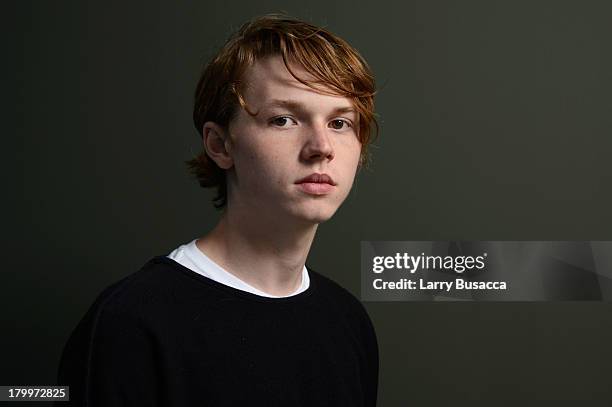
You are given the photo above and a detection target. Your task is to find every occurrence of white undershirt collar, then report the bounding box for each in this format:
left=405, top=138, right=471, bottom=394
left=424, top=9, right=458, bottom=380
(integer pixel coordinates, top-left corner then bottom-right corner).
left=167, top=239, right=310, bottom=298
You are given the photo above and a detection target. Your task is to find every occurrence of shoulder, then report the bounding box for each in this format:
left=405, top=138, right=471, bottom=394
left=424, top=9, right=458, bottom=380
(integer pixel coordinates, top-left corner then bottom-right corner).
left=306, top=266, right=379, bottom=357
left=307, top=267, right=372, bottom=324
left=59, top=257, right=191, bottom=369
left=57, top=257, right=182, bottom=403
left=307, top=267, right=358, bottom=302
left=91, top=257, right=181, bottom=311
left=76, top=256, right=203, bottom=330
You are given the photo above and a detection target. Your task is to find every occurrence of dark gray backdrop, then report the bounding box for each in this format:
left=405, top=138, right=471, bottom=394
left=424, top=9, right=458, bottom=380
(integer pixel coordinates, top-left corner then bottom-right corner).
left=5, top=0, right=612, bottom=406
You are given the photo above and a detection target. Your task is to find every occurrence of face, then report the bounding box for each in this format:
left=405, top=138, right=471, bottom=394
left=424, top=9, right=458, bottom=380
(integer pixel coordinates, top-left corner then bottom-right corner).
left=224, top=55, right=362, bottom=224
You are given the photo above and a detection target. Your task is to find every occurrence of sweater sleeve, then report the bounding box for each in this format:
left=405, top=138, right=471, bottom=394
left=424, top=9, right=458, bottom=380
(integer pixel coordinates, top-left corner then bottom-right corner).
left=57, top=306, right=160, bottom=407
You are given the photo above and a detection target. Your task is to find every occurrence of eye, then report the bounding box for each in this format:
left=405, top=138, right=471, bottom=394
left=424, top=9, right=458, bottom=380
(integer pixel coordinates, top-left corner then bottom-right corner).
left=329, top=119, right=352, bottom=130
left=270, top=116, right=297, bottom=128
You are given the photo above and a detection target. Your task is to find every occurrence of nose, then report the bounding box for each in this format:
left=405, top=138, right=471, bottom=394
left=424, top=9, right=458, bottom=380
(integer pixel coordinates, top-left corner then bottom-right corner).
left=300, top=124, right=335, bottom=162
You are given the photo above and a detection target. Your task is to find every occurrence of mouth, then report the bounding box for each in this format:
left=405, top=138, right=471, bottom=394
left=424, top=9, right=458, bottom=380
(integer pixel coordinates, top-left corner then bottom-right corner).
left=295, top=173, right=336, bottom=195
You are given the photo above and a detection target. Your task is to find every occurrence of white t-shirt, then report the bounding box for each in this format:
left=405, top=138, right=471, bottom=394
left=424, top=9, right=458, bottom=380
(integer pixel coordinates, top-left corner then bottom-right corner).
left=167, top=239, right=310, bottom=298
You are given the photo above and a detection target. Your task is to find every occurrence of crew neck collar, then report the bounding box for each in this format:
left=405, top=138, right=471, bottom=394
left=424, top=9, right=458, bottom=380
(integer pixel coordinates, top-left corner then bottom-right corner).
left=152, top=256, right=317, bottom=303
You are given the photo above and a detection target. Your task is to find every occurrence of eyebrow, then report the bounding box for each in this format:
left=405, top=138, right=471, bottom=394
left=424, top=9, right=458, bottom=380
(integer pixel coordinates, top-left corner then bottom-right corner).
left=262, top=99, right=356, bottom=115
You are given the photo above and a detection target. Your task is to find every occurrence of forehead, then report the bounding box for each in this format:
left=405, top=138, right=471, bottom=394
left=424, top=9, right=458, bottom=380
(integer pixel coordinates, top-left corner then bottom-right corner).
left=241, top=55, right=354, bottom=110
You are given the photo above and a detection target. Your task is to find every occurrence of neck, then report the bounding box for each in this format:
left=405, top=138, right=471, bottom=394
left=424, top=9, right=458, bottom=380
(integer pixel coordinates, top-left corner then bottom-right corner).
left=197, top=205, right=318, bottom=296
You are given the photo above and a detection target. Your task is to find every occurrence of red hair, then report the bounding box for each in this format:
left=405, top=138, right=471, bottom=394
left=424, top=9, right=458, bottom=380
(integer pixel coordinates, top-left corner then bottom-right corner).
left=188, top=14, right=378, bottom=209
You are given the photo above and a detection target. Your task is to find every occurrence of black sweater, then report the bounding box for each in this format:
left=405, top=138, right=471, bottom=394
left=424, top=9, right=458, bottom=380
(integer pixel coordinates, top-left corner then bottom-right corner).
left=56, top=256, right=379, bottom=406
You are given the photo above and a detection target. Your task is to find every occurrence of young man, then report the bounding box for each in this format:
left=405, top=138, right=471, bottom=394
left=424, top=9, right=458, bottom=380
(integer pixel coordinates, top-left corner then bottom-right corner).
left=57, top=14, right=379, bottom=406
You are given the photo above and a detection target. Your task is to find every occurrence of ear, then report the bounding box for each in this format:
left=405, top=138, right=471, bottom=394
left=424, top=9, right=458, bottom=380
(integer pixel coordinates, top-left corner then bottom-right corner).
left=202, top=122, right=234, bottom=169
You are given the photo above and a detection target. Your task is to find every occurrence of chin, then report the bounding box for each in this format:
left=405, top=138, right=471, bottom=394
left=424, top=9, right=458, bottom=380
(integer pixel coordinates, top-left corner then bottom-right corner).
left=301, top=213, right=334, bottom=224
left=290, top=202, right=340, bottom=224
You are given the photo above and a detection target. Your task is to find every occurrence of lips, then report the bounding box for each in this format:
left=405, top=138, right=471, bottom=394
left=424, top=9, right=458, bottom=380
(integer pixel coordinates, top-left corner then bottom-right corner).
left=295, top=173, right=336, bottom=195
left=295, top=173, right=336, bottom=186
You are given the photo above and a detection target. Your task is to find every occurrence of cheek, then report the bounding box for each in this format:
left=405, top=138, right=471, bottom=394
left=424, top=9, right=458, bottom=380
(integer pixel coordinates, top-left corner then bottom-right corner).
left=345, top=144, right=363, bottom=188
left=342, top=139, right=363, bottom=174
left=232, top=138, right=290, bottom=188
